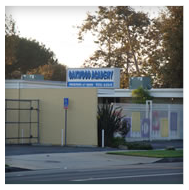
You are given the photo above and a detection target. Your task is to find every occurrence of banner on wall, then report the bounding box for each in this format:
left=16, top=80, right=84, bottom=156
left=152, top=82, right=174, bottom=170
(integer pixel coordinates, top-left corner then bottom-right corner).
left=161, top=118, right=169, bottom=137
left=170, top=112, right=177, bottom=131
left=152, top=111, right=160, bottom=131
left=141, top=118, right=150, bottom=138
left=132, top=112, right=140, bottom=132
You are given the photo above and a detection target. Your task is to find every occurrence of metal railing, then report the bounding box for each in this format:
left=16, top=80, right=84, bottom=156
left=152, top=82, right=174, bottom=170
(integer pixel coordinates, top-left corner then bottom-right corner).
left=5, top=99, right=39, bottom=144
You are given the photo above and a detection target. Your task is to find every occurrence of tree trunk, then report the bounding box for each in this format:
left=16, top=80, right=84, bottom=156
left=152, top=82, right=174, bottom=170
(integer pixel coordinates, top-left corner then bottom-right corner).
left=126, top=26, right=140, bottom=74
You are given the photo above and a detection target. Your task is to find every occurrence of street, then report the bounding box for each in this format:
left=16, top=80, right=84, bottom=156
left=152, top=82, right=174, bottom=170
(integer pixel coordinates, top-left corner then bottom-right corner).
left=6, top=162, right=183, bottom=184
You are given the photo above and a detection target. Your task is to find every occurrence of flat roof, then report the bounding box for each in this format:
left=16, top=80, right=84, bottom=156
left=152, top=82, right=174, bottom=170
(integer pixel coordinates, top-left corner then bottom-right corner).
left=5, top=79, right=67, bottom=89
left=98, top=88, right=183, bottom=98
left=5, top=80, right=183, bottom=98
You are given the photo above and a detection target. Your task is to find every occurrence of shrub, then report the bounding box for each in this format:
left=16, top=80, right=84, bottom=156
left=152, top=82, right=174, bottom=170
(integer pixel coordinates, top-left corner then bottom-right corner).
left=132, top=86, right=153, bottom=104
left=97, top=103, right=130, bottom=147
left=110, top=139, right=153, bottom=150
left=165, top=146, right=175, bottom=151
left=120, top=118, right=131, bottom=137
left=111, top=137, right=126, bottom=148
left=125, top=142, right=153, bottom=150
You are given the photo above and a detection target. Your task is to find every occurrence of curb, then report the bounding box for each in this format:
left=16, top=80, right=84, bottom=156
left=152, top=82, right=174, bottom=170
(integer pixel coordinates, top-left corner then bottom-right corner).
left=154, top=157, right=183, bottom=163
left=5, top=167, right=31, bottom=173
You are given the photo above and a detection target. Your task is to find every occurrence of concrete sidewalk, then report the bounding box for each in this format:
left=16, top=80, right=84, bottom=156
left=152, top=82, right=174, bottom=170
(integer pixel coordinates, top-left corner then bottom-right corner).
left=5, top=145, right=119, bottom=156
left=5, top=140, right=183, bottom=156
left=5, top=151, right=161, bottom=171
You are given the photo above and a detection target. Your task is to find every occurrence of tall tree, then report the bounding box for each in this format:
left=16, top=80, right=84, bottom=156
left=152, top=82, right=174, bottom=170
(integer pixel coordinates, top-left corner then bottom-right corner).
left=78, top=6, right=183, bottom=88
left=78, top=6, right=151, bottom=88
left=5, top=15, right=59, bottom=79
left=144, top=7, right=183, bottom=88
left=28, top=64, right=67, bottom=81
left=14, top=38, right=58, bottom=74
left=5, top=14, right=19, bottom=36
left=5, top=15, right=19, bottom=78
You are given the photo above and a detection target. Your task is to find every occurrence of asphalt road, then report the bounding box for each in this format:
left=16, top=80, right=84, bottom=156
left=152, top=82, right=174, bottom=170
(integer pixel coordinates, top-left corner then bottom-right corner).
left=5, top=162, right=183, bottom=184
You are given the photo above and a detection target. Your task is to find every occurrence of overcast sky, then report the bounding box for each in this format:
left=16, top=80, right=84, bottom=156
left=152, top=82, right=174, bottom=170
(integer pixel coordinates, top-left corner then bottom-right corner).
left=5, top=6, right=164, bottom=68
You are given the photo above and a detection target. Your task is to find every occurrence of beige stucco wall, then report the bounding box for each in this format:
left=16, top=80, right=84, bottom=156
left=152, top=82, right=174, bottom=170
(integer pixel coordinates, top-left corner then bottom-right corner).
left=5, top=88, right=98, bottom=146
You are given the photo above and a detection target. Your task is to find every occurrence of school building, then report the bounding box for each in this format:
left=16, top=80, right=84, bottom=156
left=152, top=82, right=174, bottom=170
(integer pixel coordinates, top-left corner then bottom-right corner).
left=5, top=68, right=183, bottom=146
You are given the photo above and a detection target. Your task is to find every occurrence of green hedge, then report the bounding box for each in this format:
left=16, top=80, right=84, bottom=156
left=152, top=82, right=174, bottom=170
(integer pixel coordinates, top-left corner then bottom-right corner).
left=126, top=142, right=153, bottom=150
left=111, top=137, right=153, bottom=150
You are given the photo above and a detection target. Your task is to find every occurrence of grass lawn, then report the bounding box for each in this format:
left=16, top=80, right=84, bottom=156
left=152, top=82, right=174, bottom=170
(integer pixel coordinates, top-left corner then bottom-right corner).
left=107, top=150, right=183, bottom=158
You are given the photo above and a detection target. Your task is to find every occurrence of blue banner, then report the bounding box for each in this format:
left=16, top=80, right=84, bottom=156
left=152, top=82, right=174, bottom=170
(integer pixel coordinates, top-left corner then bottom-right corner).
left=170, top=112, right=177, bottom=131
left=141, top=118, right=150, bottom=138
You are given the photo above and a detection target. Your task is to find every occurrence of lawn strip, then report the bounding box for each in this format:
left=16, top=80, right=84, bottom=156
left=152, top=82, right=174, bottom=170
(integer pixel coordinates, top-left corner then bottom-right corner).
left=107, top=150, right=183, bottom=158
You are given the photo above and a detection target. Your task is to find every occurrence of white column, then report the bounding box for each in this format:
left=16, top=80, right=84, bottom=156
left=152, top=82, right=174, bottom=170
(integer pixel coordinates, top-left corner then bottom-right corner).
left=61, top=129, right=64, bottom=146
left=21, top=129, right=24, bottom=144
left=168, top=105, right=171, bottom=140
left=102, top=129, right=104, bottom=148
left=146, top=100, right=152, bottom=141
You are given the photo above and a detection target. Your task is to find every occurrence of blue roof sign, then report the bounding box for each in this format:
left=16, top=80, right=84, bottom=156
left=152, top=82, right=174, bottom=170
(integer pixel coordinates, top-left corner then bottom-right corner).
left=66, top=68, right=120, bottom=88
